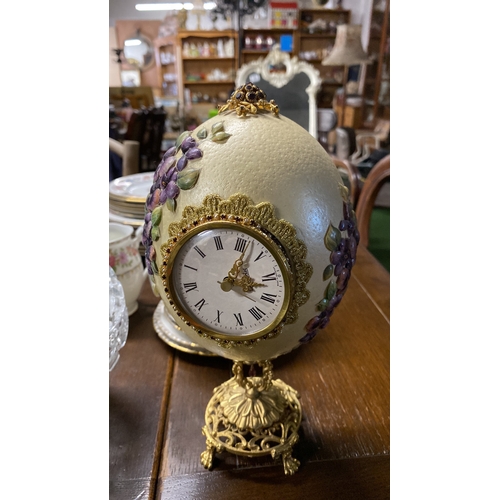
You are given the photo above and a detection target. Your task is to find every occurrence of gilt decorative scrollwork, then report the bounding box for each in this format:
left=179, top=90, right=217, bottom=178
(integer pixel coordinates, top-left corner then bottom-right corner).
left=201, top=361, right=302, bottom=475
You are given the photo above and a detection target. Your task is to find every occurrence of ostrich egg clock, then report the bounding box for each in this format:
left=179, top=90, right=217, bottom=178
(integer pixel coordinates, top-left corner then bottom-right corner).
left=143, top=85, right=359, bottom=474
left=143, top=84, right=358, bottom=363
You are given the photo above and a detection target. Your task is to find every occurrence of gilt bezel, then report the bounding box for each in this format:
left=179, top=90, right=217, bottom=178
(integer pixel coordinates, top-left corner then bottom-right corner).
left=161, top=219, right=291, bottom=347
left=158, top=194, right=313, bottom=348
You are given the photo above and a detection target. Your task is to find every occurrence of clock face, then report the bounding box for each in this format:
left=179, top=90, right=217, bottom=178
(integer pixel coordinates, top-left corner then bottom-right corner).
left=165, top=222, right=291, bottom=341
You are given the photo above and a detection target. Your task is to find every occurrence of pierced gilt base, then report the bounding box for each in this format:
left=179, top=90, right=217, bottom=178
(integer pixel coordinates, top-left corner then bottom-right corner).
left=200, top=361, right=302, bottom=475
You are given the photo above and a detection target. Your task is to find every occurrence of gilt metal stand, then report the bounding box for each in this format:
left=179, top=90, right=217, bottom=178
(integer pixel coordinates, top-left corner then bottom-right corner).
left=200, top=360, right=302, bottom=475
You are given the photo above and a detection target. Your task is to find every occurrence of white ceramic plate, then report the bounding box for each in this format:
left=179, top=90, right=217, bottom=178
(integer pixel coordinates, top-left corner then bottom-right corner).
left=153, top=301, right=217, bottom=357
left=109, top=172, right=155, bottom=202
left=109, top=211, right=144, bottom=228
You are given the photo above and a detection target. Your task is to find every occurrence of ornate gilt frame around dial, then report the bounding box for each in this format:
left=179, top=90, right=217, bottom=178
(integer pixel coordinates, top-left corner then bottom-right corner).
left=159, top=193, right=313, bottom=348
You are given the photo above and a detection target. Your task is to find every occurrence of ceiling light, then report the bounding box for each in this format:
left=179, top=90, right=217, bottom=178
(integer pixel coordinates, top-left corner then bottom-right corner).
left=124, top=39, right=142, bottom=46
left=135, top=2, right=207, bottom=10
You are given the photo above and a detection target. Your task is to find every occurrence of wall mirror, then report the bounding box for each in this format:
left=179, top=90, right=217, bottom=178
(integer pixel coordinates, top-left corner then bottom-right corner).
left=235, top=47, right=322, bottom=138
left=123, top=30, right=154, bottom=71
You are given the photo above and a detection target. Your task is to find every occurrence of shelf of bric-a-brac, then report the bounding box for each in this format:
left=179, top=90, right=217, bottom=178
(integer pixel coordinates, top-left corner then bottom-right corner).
left=154, top=35, right=182, bottom=101
left=362, top=0, right=390, bottom=128
left=177, top=30, right=238, bottom=107
left=240, top=9, right=351, bottom=109
left=241, top=28, right=296, bottom=65
left=297, top=8, right=351, bottom=108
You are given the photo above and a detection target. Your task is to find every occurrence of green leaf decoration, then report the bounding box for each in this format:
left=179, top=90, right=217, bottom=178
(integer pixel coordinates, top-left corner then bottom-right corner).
left=324, top=223, right=341, bottom=251
left=211, top=131, right=231, bottom=142
left=151, top=206, right=162, bottom=227
left=323, top=264, right=333, bottom=281
left=151, top=258, right=159, bottom=275
left=166, top=198, right=176, bottom=212
left=197, top=128, right=208, bottom=139
left=151, top=226, right=160, bottom=241
left=177, top=169, right=200, bottom=190
left=175, top=131, right=190, bottom=151
left=316, top=298, right=328, bottom=311
left=211, top=122, right=224, bottom=134
left=326, top=280, right=337, bottom=301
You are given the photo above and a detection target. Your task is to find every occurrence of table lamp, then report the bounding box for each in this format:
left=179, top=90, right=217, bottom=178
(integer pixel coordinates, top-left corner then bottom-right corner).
left=322, top=24, right=371, bottom=127
left=142, top=83, right=359, bottom=475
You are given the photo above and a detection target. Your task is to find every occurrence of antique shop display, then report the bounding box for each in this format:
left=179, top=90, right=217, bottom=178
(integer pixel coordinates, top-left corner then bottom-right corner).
left=142, top=83, right=359, bottom=475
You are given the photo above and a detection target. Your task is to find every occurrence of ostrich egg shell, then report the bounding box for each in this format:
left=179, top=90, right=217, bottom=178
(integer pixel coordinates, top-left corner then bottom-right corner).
left=146, top=109, right=354, bottom=362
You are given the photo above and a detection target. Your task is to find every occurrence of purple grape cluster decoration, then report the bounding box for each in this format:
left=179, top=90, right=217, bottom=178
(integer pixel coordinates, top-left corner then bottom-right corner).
left=142, top=123, right=232, bottom=276
left=300, top=192, right=359, bottom=343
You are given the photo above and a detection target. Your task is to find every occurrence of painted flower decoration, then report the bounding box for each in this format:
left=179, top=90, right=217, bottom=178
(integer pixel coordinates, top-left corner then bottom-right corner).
left=109, top=245, right=140, bottom=273
left=142, top=123, right=232, bottom=276
left=300, top=188, right=359, bottom=343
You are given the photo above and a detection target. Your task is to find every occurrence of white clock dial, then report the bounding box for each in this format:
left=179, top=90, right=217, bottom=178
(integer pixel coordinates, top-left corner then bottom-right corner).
left=168, top=224, right=291, bottom=340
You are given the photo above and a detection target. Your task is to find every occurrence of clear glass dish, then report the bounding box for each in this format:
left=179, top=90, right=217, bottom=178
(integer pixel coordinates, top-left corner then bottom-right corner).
left=109, top=266, right=129, bottom=371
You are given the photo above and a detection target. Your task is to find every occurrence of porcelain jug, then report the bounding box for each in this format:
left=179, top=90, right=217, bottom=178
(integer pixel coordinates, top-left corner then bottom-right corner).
left=109, top=222, right=147, bottom=315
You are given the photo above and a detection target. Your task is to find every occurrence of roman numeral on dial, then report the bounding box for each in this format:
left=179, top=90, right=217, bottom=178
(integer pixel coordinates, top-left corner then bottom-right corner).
left=249, top=306, right=266, bottom=321
left=183, top=282, right=198, bottom=292
left=194, top=298, right=207, bottom=311
left=262, top=272, right=277, bottom=282
left=193, top=246, right=206, bottom=258
left=234, top=237, right=247, bottom=253
left=215, top=310, right=223, bottom=323
left=260, top=293, right=277, bottom=304
left=254, top=251, right=266, bottom=262
left=213, top=236, right=223, bottom=251
left=234, top=313, right=243, bottom=326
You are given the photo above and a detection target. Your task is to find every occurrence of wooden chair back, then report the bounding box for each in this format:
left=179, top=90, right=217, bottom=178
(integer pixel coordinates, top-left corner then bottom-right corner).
left=124, top=106, right=166, bottom=172
left=355, top=155, right=390, bottom=247
left=331, top=155, right=362, bottom=208
left=109, top=138, right=140, bottom=177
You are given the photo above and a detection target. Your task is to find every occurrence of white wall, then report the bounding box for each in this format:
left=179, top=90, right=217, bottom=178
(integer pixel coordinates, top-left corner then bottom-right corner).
left=109, top=27, right=122, bottom=87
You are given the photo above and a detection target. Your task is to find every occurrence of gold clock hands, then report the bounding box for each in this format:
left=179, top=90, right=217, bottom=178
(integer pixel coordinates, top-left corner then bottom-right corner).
left=233, top=275, right=266, bottom=293
left=233, top=287, right=257, bottom=302
left=218, top=278, right=233, bottom=292
left=227, top=240, right=250, bottom=282
left=218, top=279, right=256, bottom=302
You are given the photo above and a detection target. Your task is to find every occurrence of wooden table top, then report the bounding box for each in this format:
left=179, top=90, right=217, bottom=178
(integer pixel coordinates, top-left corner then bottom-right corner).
left=110, top=245, right=390, bottom=500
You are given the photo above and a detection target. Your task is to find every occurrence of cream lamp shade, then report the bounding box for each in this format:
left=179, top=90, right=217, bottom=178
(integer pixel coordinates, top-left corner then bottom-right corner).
left=321, top=24, right=370, bottom=66
left=321, top=24, right=371, bottom=128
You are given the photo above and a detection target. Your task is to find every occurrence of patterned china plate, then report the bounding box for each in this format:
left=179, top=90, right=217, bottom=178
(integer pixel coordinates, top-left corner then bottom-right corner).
left=109, top=172, right=155, bottom=203
left=153, top=301, right=217, bottom=357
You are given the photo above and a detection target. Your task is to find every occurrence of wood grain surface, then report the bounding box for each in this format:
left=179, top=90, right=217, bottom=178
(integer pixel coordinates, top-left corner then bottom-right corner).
left=109, top=245, right=390, bottom=499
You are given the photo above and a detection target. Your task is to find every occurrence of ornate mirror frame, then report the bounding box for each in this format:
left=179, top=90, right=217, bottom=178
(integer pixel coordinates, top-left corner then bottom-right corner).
left=123, top=30, right=155, bottom=72
left=235, top=47, right=322, bottom=139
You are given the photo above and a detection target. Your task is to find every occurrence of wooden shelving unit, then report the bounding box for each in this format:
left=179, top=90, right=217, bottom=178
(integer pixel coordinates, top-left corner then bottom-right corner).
left=239, top=9, right=351, bottom=108
left=152, top=11, right=358, bottom=112
left=362, top=0, right=390, bottom=128
left=153, top=35, right=181, bottom=101
left=177, top=30, right=238, bottom=106
left=297, top=8, right=351, bottom=109
left=240, top=28, right=295, bottom=66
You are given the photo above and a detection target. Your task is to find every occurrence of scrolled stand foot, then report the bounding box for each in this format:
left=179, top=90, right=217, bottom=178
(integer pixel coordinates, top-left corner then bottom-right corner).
left=200, top=444, right=215, bottom=470
left=200, top=425, right=224, bottom=470
left=200, top=360, right=302, bottom=475
left=281, top=450, right=300, bottom=476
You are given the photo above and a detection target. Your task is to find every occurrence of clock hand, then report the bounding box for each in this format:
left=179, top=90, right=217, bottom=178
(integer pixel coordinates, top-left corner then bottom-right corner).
left=227, top=240, right=250, bottom=282
left=232, top=285, right=257, bottom=302
left=233, top=275, right=266, bottom=293
left=218, top=277, right=233, bottom=292
left=218, top=279, right=256, bottom=302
